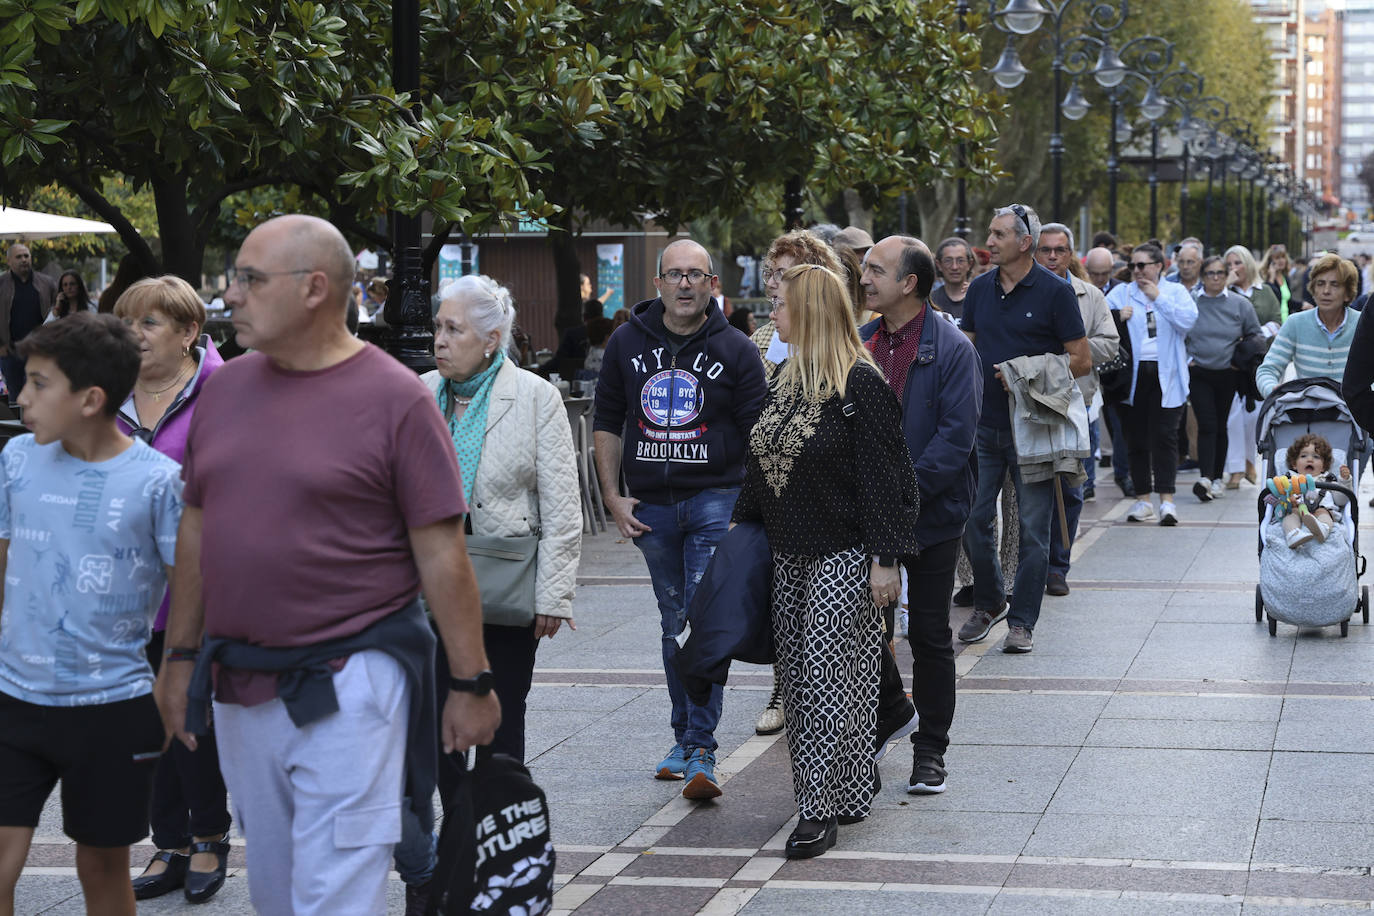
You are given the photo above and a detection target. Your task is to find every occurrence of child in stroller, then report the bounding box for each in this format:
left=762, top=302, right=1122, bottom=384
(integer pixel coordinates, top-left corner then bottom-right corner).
left=1265, top=433, right=1352, bottom=549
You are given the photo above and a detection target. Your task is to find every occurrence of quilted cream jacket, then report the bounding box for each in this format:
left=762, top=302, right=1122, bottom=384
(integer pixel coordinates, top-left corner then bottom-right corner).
left=422, top=360, right=581, bottom=619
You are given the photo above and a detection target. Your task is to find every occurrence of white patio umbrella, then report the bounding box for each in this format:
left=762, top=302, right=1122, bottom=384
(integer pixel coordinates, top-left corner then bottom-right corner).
left=0, top=206, right=116, bottom=239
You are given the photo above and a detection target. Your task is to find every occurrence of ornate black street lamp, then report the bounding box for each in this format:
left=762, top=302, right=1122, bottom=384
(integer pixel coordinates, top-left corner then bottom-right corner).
left=987, top=0, right=1130, bottom=222
left=1144, top=64, right=1203, bottom=239
left=384, top=0, right=434, bottom=372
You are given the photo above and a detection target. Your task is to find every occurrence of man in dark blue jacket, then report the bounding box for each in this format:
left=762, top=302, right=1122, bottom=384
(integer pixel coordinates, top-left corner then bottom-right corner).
left=593, top=238, right=767, bottom=801
left=859, top=236, right=983, bottom=796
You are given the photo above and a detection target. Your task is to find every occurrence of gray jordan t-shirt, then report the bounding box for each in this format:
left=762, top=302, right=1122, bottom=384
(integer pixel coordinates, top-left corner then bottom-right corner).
left=0, top=435, right=182, bottom=706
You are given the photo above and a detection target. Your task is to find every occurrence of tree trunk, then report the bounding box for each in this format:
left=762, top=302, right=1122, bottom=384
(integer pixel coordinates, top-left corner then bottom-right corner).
left=547, top=206, right=584, bottom=336
left=150, top=175, right=205, bottom=284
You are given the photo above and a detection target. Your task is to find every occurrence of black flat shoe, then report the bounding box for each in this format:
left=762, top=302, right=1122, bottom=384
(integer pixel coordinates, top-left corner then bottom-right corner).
left=132, top=849, right=188, bottom=900
left=837, top=813, right=866, bottom=825
left=184, top=832, right=231, bottom=903
left=785, top=816, right=838, bottom=859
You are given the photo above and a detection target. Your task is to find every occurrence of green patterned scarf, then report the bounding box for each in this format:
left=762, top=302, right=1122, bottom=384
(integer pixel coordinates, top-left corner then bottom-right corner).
left=436, top=351, right=505, bottom=505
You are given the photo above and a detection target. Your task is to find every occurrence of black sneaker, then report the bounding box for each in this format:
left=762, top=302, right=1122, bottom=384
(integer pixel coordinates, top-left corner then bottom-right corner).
left=951, top=584, right=975, bottom=607
left=907, top=755, right=947, bottom=795
left=873, top=700, right=917, bottom=761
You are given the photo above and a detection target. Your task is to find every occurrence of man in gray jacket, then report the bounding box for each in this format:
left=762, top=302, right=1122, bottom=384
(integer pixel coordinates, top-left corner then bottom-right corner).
left=1035, top=223, right=1118, bottom=595
left=0, top=244, right=57, bottom=402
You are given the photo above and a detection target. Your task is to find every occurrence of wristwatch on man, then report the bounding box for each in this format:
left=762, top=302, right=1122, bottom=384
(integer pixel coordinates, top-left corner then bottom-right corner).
left=449, top=670, right=496, bottom=696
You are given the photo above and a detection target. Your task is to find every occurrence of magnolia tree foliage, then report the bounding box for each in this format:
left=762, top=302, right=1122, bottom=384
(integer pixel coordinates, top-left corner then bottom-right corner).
left=0, top=0, right=998, bottom=307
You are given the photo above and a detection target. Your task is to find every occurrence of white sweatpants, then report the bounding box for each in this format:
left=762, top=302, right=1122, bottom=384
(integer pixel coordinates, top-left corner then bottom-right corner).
left=215, top=650, right=410, bottom=916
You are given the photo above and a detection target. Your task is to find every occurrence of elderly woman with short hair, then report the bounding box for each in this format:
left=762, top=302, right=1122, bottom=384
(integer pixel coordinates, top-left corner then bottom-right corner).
left=1256, top=253, right=1359, bottom=398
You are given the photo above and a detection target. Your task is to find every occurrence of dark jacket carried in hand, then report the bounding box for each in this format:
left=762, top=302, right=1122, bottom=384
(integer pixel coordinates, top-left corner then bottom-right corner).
left=675, top=521, right=774, bottom=707
left=859, top=313, right=983, bottom=550
left=593, top=297, right=767, bottom=505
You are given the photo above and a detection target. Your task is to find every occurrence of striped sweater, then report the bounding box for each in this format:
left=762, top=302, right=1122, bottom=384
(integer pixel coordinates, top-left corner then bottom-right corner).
left=1255, top=307, right=1357, bottom=397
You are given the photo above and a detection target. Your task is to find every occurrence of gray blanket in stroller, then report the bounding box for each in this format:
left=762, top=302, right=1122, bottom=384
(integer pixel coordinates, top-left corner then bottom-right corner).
left=1259, top=520, right=1356, bottom=627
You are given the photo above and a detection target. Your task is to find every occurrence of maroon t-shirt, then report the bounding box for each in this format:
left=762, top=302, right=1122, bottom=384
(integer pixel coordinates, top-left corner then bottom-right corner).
left=182, top=344, right=467, bottom=705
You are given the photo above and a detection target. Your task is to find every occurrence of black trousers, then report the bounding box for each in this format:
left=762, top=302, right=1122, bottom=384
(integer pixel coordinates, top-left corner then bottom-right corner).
left=1122, top=361, right=1183, bottom=496
left=435, top=620, right=538, bottom=808
left=1189, top=366, right=1237, bottom=482
left=878, top=536, right=960, bottom=759
left=145, top=631, right=232, bottom=850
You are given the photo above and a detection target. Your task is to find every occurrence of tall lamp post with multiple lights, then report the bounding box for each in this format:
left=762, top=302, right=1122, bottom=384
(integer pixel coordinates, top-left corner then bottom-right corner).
left=986, top=0, right=1129, bottom=223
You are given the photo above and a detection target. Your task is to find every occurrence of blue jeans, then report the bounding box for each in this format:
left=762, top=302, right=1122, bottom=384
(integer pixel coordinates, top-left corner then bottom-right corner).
left=962, top=426, right=1055, bottom=632
left=633, top=487, right=736, bottom=752
left=1048, top=475, right=1083, bottom=579
left=393, top=799, right=436, bottom=886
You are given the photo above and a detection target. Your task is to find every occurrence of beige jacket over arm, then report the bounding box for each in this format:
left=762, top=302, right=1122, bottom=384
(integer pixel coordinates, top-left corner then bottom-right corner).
left=422, top=359, right=582, bottom=619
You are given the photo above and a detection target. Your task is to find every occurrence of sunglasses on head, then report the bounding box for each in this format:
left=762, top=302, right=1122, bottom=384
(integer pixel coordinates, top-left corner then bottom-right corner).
left=1009, top=204, right=1033, bottom=236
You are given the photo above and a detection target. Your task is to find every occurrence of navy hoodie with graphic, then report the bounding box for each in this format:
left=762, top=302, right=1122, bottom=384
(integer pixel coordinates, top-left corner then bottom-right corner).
left=593, top=296, right=767, bottom=505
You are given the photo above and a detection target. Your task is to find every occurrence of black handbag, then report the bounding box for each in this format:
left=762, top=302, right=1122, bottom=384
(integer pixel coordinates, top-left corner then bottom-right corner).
left=1097, top=309, right=1134, bottom=404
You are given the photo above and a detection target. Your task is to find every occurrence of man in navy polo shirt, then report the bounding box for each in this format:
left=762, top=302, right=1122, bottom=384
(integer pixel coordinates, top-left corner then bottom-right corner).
left=957, top=205, right=1090, bottom=654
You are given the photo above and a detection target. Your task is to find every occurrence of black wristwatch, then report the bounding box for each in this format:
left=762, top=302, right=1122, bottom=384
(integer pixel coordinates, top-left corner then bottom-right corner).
left=449, top=670, right=496, bottom=696
left=876, top=555, right=898, bottom=568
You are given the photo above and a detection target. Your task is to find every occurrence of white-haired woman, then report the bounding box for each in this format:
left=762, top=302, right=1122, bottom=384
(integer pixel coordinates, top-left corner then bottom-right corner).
left=421, top=274, right=582, bottom=763
left=395, top=275, right=581, bottom=903
left=1222, top=246, right=1279, bottom=488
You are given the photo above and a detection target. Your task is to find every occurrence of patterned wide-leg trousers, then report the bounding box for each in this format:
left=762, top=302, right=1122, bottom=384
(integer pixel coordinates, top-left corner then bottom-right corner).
left=772, top=548, right=882, bottom=822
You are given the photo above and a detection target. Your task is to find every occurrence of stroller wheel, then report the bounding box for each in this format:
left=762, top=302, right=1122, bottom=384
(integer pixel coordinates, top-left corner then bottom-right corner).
left=1268, top=615, right=1277, bottom=637
left=1341, top=619, right=1350, bottom=638
left=1255, top=585, right=1264, bottom=623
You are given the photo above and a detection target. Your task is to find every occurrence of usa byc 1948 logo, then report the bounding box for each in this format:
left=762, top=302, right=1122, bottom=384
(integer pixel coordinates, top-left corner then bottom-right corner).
left=640, top=370, right=703, bottom=440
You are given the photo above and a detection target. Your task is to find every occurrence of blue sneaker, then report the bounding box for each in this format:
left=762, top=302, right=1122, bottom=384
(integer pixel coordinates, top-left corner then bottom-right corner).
left=655, top=743, right=688, bottom=780
left=681, top=748, right=722, bottom=800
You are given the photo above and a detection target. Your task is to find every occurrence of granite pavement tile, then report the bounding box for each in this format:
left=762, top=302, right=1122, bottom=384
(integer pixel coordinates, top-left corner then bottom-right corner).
left=1046, top=747, right=1270, bottom=819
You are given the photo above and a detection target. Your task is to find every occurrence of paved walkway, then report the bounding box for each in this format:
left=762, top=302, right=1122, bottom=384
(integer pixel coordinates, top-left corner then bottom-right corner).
left=17, top=471, right=1374, bottom=914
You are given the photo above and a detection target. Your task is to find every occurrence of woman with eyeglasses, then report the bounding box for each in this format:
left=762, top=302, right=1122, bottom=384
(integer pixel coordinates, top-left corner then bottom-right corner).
left=732, top=263, right=919, bottom=858
left=1106, top=243, right=1199, bottom=526
left=1221, top=246, right=1279, bottom=489
left=112, top=277, right=232, bottom=904
left=751, top=230, right=843, bottom=383
left=1185, top=257, right=1261, bottom=503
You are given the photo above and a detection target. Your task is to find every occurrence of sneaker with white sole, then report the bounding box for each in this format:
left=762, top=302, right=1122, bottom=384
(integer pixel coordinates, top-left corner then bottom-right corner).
left=873, top=701, right=918, bottom=761
left=907, top=754, right=948, bottom=795
left=755, top=676, right=785, bottom=735
left=1210, top=480, right=1225, bottom=499
left=1159, top=501, right=1178, bottom=526
left=1192, top=479, right=1213, bottom=502
left=1001, top=625, right=1033, bottom=653
left=1126, top=500, right=1156, bottom=522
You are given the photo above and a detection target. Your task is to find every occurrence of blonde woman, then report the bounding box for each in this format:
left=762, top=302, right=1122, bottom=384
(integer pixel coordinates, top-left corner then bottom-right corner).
left=731, top=264, right=920, bottom=859
left=1222, top=246, right=1274, bottom=487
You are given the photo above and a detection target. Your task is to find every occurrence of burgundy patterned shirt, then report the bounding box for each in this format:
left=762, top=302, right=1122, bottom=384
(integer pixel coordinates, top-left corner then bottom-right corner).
left=866, top=306, right=927, bottom=400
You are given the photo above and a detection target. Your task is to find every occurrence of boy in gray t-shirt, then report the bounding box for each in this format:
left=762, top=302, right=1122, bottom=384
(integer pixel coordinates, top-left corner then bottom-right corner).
left=0, top=313, right=181, bottom=914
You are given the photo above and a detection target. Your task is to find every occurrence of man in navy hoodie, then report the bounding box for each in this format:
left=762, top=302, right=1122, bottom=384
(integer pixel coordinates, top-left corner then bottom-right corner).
left=594, top=239, right=767, bottom=800
left=859, top=236, right=982, bottom=796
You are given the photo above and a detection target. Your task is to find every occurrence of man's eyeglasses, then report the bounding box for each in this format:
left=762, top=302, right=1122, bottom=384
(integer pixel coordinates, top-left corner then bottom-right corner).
left=1037, top=246, right=1071, bottom=257
left=1129, top=261, right=1157, bottom=271
left=939, top=256, right=970, bottom=266
left=1203, top=269, right=1227, bottom=278
left=227, top=267, right=314, bottom=291
left=660, top=269, right=711, bottom=284
left=761, top=266, right=786, bottom=283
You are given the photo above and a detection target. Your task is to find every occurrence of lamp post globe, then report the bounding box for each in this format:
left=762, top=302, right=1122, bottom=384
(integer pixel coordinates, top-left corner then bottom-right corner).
left=997, top=0, right=1049, bottom=35
left=1092, top=43, right=1126, bottom=88
left=991, top=36, right=1031, bottom=88
left=1061, top=79, right=1092, bottom=121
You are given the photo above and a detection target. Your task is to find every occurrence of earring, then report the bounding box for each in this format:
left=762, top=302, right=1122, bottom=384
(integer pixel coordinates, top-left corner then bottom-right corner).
left=484, top=350, right=492, bottom=358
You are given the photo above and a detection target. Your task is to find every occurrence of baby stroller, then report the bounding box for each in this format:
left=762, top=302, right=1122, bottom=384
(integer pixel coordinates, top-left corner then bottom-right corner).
left=1253, top=377, right=1370, bottom=636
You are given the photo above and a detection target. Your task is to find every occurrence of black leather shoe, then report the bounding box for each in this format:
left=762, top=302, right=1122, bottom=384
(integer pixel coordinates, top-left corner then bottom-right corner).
left=785, top=816, right=838, bottom=859
left=132, top=849, right=188, bottom=900
left=183, top=832, right=231, bottom=903
left=837, top=813, right=867, bottom=825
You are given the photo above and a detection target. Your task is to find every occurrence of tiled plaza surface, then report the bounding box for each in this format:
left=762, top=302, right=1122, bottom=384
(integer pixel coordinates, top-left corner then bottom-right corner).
left=17, top=469, right=1374, bottom=914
